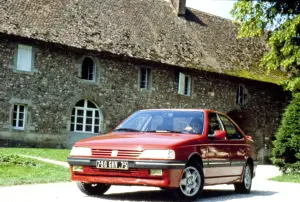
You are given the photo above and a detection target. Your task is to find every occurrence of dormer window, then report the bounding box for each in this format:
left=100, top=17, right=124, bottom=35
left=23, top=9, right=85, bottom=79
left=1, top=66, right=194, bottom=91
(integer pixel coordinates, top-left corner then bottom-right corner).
left=81, top=57, right=96, bottom=81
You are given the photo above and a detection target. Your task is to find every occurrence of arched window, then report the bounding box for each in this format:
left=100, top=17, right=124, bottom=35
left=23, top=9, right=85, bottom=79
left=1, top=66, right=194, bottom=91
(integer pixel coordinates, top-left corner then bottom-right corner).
left=236, top=85, right=248, bottom=106
left=81, top=57, right=95, bottom=81
left=70, top=100, right=101, bottom=133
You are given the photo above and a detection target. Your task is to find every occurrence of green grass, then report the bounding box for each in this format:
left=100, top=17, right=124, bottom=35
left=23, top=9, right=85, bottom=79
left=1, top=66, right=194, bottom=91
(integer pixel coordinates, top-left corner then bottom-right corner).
left=0, top=148, right=71, bottom=162
left=0, top=153, right=70, bottom=186
left=270, top=173, right=300, bottom=183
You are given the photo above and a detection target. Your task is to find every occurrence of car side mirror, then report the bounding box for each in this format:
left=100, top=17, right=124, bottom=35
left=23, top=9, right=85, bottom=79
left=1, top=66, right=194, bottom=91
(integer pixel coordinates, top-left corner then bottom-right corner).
left=208, top=130, right=226, bottom=139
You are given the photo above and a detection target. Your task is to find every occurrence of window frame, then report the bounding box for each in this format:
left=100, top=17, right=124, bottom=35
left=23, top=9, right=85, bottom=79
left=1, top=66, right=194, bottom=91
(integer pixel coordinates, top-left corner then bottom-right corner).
left=178, top=72, right=191, bottom=96
left=236, top=85, right=249, bottom=106
left=139, top=67, right=151, bottom=90
left=81, top=57, right=96, bottom=81
left=70, top=100, right=101, bottom=134
left=218, top=114, right=244, bottom=140
left=12, top=104, right=27, bottom=130
left=207, top=112, right=224, bottom=136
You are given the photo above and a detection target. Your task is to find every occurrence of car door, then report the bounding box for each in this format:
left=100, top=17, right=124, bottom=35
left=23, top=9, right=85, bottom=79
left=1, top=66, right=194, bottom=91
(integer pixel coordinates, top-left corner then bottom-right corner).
left=218, top=114, right=247, bottom=177
left=205, top=112, right=231, bottom=184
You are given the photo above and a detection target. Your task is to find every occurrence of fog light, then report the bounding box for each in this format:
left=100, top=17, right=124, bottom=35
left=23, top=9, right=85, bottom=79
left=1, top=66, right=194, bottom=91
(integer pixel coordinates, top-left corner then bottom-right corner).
left=73, top=165, right=83, bottom=172
left=150, top=169, right=162, bottom=176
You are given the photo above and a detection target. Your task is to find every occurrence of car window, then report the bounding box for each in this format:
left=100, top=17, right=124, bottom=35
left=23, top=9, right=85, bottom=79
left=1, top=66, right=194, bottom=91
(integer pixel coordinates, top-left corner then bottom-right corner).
left=114, top=110, right=204, bottom=134
left=218, top=115, right=243, bottom=140
left=208, top=113, right=223, bottom=135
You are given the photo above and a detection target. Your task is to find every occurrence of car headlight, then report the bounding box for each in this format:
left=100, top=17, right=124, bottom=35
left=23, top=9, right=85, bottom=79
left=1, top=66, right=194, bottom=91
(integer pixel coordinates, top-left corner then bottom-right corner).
left=70, top=147, right=92, bottom=156
left=139, top=150, right=175, bottom=159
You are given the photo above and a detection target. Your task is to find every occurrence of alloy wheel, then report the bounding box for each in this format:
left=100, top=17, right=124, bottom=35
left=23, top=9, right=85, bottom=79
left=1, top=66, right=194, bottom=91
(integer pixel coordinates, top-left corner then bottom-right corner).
left=244, top=165, right=252, bottom=189
left=180, top=166, right=201, bottom=197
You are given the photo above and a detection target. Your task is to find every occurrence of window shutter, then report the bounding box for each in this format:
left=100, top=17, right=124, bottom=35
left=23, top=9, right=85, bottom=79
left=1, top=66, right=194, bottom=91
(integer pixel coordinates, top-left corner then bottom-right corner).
left=17, top=45, right=32, bottom=72
left=178, top=72, right=185, bottom=95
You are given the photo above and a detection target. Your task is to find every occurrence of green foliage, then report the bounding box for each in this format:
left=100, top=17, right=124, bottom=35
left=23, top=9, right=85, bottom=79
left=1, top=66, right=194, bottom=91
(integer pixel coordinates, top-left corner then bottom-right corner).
left=231, top=0, right=300, bottom=93
left=271, top=173, right=300, bottom=183
left=0, top=153, right=39, bottom=167
left=271, top=93, right=300, bottom=173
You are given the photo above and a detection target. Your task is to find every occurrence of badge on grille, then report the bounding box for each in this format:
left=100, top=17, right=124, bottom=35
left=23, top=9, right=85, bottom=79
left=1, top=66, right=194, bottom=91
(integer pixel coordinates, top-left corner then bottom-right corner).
left=111, top=150, right=118, bottom=157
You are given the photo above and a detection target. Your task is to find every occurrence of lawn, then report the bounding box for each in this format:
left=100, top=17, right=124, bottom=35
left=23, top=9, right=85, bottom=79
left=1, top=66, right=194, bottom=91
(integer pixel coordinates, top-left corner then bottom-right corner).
left=0, top=153, right=70, bottom=186
left=270, top=173, right=300, bottom=183
left=0, top=148, right=71, bottom=162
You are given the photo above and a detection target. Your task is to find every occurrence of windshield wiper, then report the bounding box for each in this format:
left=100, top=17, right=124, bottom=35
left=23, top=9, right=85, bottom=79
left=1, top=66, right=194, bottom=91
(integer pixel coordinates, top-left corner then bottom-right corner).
left=113, top=128, right=140, bottom=132
left=146, top=130, right=183, bottom=133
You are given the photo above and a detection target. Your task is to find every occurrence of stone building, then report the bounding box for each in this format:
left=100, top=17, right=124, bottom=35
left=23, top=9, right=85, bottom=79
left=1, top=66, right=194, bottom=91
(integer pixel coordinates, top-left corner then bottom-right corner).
left=0, top=0, right=289, bottom=162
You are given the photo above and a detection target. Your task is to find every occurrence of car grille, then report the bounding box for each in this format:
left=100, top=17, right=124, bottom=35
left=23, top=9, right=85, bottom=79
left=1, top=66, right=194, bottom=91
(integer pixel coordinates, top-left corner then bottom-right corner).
left=84, top=167, right=148, bottom=177
left=91, top=149, right=142, bottom=158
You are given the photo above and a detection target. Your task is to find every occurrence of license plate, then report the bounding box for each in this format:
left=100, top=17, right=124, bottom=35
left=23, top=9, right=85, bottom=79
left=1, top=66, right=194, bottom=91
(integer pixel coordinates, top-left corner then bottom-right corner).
left=95, top=160, right=129, bottom=170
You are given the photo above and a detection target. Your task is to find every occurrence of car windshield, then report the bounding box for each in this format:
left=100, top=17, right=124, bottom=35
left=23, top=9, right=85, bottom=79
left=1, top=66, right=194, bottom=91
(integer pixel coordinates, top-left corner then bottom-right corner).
left=113, top=110, right=204, bottom=134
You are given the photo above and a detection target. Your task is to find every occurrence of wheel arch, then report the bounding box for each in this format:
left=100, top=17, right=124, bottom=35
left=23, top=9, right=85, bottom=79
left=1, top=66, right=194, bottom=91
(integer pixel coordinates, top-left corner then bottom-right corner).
left=246, top=157, right=254, bottom=168
left=187, top=152, right=204, bottom=168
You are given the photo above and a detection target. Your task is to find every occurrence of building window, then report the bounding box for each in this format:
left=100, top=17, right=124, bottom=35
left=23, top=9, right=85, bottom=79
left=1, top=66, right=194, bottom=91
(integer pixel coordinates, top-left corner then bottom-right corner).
left=16, top=45, right=33, bottom=72
left=178, top=72, right=191, bottom=96
left=140, top=68, right=151, bottom=89
left=12, top=104, right=27, bottom=130
left=81, top=57, right=96, bottom=81
left=236, top=85, right=248, bottom=106
left=70, top=100, right=101, bottom=133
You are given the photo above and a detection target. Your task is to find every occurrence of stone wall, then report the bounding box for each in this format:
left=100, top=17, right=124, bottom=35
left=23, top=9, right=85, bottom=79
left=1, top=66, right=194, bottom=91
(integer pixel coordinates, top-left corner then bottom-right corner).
left=0, top=36, right=288, bottom=162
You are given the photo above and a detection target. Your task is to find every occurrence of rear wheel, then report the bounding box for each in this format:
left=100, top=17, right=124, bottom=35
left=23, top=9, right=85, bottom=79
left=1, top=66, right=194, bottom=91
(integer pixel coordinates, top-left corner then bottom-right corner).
left=234, top=164, right=252, bottom=194
left=76, top=182, right=111, bottom=196
left=176, top=162, right=204, bottom=200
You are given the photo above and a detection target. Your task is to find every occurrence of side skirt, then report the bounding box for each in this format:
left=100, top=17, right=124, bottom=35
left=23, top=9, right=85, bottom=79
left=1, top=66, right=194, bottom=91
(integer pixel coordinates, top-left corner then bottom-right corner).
left=204, top=175, right=242, bottom=186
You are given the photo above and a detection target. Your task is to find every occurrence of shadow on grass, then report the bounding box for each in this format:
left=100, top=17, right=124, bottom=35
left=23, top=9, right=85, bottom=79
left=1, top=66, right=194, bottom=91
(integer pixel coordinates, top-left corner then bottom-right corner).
left=93, top=188, right=278, bottom=202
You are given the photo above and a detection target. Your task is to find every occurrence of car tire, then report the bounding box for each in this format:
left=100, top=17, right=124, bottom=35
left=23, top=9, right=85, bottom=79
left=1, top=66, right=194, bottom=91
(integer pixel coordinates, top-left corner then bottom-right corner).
left=176, top=162, right=204, bottom=201
left=234, top=163, right=252, bottom=194
left=76, top=182, right=111, bottom=196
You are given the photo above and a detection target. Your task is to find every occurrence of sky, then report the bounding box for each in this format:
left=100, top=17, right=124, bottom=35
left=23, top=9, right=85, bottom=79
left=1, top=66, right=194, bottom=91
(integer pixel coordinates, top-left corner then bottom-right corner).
left=186, top=0, right=238, bottom=19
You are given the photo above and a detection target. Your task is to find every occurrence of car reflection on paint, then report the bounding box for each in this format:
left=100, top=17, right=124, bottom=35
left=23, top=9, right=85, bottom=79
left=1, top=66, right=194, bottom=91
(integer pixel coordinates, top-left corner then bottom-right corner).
left=67, top=109, right=257, bottom=200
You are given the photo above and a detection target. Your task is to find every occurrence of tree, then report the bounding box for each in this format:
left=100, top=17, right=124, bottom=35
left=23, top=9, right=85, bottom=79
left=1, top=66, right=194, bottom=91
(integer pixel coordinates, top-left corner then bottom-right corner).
left=230, top=0, right=300, bottom=92
left=271, top=93, right=300, bottom=173
left=231, top=1, right=300, bottom=172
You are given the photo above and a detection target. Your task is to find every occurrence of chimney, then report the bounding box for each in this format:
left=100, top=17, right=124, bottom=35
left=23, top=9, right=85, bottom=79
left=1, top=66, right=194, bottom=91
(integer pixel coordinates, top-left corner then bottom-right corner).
left=171, top=0, right=186, bottom=16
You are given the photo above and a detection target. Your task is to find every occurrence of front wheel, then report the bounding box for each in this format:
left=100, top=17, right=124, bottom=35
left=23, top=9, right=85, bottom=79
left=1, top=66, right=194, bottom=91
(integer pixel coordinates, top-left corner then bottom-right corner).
left=176, top=162, right=204, bottom=200
left=76, top=182, right=111, bottom=196
left=234, top=164, right=252, bottom=194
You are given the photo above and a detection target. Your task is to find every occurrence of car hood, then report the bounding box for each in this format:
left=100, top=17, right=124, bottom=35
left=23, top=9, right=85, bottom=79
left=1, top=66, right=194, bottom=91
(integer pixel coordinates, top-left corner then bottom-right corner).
left=75, top=132, right=202, bottom=150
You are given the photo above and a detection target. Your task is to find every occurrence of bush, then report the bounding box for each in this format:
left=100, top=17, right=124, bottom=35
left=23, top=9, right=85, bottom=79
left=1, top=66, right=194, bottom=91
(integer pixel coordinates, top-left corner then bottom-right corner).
left=0, top=153, right=39, bottom=167
left=272, top=93, right=300, bottom=174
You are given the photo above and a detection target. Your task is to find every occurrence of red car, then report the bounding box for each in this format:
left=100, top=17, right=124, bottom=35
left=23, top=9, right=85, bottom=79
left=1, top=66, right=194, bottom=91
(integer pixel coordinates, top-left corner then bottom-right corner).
left=68, top=109, right=257, bottom=200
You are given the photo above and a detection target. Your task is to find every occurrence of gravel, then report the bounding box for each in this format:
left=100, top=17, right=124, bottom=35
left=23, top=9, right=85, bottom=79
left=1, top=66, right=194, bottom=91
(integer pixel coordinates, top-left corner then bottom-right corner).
left=0, top=165, right=299, bottom=202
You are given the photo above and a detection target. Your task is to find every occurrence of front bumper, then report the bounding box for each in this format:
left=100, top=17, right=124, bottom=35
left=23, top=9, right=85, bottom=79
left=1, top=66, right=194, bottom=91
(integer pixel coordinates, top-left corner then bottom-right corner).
left=67, top=157, right=186, bottom=169
left=67, top=157, right=186, bottom=188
